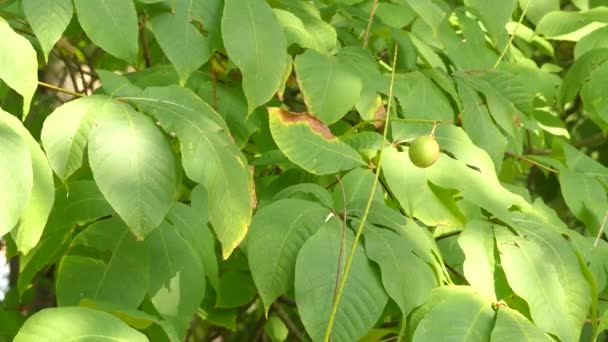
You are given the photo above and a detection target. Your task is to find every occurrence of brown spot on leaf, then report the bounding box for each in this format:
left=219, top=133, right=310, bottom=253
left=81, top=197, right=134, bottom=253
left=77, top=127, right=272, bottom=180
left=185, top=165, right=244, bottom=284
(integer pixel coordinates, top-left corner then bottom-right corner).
left=249, top=166, right=258, bottom=210
left=270, top=107, right=335, bottom=140
left=373, top=104, right=386, bottom=130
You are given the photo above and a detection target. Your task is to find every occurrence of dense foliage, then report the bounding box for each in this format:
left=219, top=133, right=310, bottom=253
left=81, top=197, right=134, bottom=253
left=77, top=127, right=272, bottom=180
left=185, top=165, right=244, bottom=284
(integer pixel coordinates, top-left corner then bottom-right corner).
left=0, top=0, right=607, bottom=341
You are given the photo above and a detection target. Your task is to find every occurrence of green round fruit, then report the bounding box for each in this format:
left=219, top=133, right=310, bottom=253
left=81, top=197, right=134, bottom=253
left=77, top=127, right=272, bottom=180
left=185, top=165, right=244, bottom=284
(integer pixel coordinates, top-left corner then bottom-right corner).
left=408, top=135, right=440, bottom=168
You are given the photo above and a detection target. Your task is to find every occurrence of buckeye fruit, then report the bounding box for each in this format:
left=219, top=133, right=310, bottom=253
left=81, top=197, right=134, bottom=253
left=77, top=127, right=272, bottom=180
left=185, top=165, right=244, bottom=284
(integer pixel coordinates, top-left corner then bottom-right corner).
left=408, top=135, right=439, bottom=168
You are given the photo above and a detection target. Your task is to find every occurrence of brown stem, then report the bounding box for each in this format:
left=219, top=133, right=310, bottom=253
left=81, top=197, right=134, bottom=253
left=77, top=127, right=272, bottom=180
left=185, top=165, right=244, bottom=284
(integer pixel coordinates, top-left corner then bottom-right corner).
left=271, top=303, right=306, bottom=341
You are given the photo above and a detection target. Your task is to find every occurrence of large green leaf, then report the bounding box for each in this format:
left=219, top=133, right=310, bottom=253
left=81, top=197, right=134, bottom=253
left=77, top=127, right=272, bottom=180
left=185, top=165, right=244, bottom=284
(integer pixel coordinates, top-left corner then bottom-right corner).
left=147, top=220, right=205, bottom=339
left=412, top=287, right=495, bottom=341
left=74, top=0, right=138, bottom=63
left=274, top=1, right=338, bottom=53
left=56, top=217, right=149, bottom=307
left=558, top=166, right=607, bottom=235
left=491, top=306, right=552, bottom=342
left=149, top=0, right=211, bottom=85
left=381, top=145, right=464, bottom=226
left=273, top=8, right=324, bottom=52
left=14, top=307, right=148, bottom=342
left=247, top=199, right=330, bottom=313
left=295, top=219, right=388, bottom=342
left=495, top=224, right=590, bottom=342
left=22, top=0, right=73, bottom=62
left=41, top=95, right=110, bottom=181
left=19, top=181, right=114, bottom=295
left=294, top=49, right=362, bottom=124
left=267, top=107, right=365, bottom=175
left=332, top=167, right=383, bottom=212
left=0, top=18, right=38, bottom=117
left=581, top=61, right=608, bottom=125
left=0, top=120, right=31, bottom=236
left=126, top=86, right=253, bottom=259
left=222, top=0, right=288, bottom=112
left=88, top=99, right=179, bottom=238
left=396, top=0, right=446, bottom=34
left=458, top=220, right=496, bottom=299
left=536, top=7, right=608, bottom=39
left=364, top=227, right=436, bottom=317
left=1, top=109, right=54, bottom=254
left=559, top=48, right=608, bottom=107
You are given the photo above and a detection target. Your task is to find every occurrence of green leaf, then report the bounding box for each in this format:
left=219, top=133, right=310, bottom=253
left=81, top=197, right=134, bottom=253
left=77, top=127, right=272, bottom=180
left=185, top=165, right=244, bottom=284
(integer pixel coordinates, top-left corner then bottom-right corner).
left=88, top=99, right=179, bottom=238
left=494, top=224, right=590, bottom=342
left=295, top=219, right=388, bottom=342
left=412, top=287, right=495, bottom=341
left=268, top=107, right=365, bottom=175
left=575, top=26, right=608, bottom=59
left=149, top=1, right=211, bottom=85
left=492, top=306, right=553, bottom=342
left=247, top=199, right=331, bottom=313
left=294, top=49, right=362, bottom=124
left=273, top=8, right=323, bottom=52
left=381, top=145, right=464, bottom=226
left=74, top=0, right=138, bottom=63
left=274, top=1, right=338, bottom=53
left=581, top=62, right=608, bottom=125
left=19, top=181, right=114, bottom=295
left=41, top=95, right=110, bottom=181
left=536, top=7, right=608, bottom=40
left=165, top=187, right=218, bottom=291
left=222, top=0, right=288, bottom=112
left=560, top=48, right=608, bottom=107
left=389, top=71, right=454, bottom=123
left=22, top=0, right=73, bottom=62
left=458, top=220, right=496, bottom=299
left=456, top=79, right=507, bottom=169
left=216, top=270, right=257, bottom=308
left=98, top=70, right=143, bottom=98
left=273, top=183, right=334, bottom=208
left=127, top=86, right=253, bottom=259
left=14, top=307, right=148, bottom=342
left=397, top=0, right=446, bottom=34
left=364, top=227, right=436, bottom=317
left=0, top=120, right=31, bottom=236
left=1, top=109, right=54, bottom=254
left=562, top=143, right=608, bottom=183
left=519, top=0, right=560, bottom=24
left=56, top=217, right=149, bottom=307
left=0, top=18, right=38, bottom=117
left=332, top=167, right=383, bottom=212
left=463, top=0, right=516, bottom=48
left=558, top=166, right=607, bottom=234
left=147, top=219, right=205, bottom=338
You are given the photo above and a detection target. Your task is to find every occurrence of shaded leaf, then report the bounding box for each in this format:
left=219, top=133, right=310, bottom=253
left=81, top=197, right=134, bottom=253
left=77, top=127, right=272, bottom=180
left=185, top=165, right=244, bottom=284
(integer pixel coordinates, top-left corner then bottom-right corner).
left=23, top=0, right=73, bottom=62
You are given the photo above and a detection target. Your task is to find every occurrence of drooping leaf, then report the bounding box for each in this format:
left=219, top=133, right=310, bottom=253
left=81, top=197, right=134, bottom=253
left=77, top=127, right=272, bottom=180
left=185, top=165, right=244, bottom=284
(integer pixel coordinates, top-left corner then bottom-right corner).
left=0, top=18, right=38, bottom=117
left=41, top=95, right=110, bottom=181
left=56, top=217, right=149, bottom=307
left=22, top=0, right=73, bottom=62
left=149, top=0, right=211, bottom=85
left=247, top=199, right=330, bottom=313
left=1, top=109, right=54, bottom=254
left=88, top=99, right=179, bottom=238
left=294, top=49, right=362, bottom=124
left=295, top=219, right=388, bottom=342
left=14, top=307, right=148, bottom=342
left=147, top=220, right=205, bottom=339
left=74, top=0, right=139, bottom=63
left=365, top=227, right=436, bottom=317
left=222, top=0, right=288, bottom=112
left=127, top=86, right=253, bottom=259
left=0, top=120, right=31, bottom=236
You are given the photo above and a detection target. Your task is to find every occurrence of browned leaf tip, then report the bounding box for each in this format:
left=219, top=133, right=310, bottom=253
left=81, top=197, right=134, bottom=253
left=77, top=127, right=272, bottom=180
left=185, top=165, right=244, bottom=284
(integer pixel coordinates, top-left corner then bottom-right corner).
left=272, top=107, right=335, bottom=140
left=373, top=104, right=386, bottom=130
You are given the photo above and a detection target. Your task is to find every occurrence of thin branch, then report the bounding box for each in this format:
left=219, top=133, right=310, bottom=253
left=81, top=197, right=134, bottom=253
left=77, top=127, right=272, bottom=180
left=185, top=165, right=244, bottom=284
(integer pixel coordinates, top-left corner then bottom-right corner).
left=505, top=152, right=559, bottom=174
left=493, top=0, right=529, bottom=68
left=271, top=303, right=306, bottom=342
left=363, top=0, right=379, bottom=49
left=38, top=81, right=85, bottom=98
left=324, top=43, right=399, bottom=342
left=445, top=263, right=466, bottom=281
left=330, top=175, right=348, bottom=327
left=435, top=230, right=462, bottom=241
left=576, top=132, right=606, bottom=148
left=140, top=14, right=152, bottom=68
